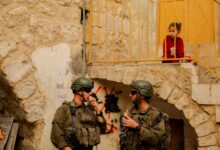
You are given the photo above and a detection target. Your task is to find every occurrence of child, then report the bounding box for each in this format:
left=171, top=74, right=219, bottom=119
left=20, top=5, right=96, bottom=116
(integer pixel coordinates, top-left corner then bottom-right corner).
left=162, top=22, right=184, bottom=63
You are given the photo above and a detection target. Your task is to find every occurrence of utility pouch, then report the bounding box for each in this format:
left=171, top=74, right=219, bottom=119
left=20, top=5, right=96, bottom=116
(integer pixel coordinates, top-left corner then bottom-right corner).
left=88, top=127, right=100, bottom=145
left=64, top=132, right=79, bottom=149
left=76, top=128, right=89, bottom=146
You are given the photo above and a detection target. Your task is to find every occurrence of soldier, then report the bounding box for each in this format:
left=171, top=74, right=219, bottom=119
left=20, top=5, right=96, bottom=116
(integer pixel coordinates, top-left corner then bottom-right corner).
left=120, top=80, right=169, bottom=150
left=51, top=77, right=106, bottom=150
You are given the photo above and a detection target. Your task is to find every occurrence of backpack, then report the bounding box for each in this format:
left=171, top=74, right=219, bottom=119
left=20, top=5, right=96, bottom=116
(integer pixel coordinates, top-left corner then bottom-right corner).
left=152, top=112, right=171, bottom=150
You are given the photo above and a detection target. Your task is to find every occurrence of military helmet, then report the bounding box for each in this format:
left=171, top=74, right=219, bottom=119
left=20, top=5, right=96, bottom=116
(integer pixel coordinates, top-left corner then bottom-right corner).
left=71, top=77, right=94, bottom=91
left=130, top=80, right=153, bottom=99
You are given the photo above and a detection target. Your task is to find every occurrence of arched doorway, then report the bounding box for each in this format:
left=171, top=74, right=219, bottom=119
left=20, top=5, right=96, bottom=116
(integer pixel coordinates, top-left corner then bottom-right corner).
left=0, top=69, right=45, bottom=149
left=151, top=96, right=198, bottom=150
left=89, top=64, right=219, bottom=149
left=93, top=78, right=199, bottom=150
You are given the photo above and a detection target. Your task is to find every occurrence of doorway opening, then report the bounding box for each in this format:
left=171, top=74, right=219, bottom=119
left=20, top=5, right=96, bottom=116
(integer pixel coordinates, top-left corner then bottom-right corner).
left=151, top=96, right=198, bottom=150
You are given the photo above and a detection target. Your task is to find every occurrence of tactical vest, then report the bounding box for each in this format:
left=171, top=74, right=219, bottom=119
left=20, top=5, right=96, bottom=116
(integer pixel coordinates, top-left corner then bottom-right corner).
left=123, top=107, right=165, bottom=150
left=70, top=104, right=100, bottom=147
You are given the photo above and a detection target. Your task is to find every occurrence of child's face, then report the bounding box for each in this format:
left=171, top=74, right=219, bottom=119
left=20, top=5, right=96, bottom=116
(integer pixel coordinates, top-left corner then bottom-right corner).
left=168, top=26, right=179, bottom=38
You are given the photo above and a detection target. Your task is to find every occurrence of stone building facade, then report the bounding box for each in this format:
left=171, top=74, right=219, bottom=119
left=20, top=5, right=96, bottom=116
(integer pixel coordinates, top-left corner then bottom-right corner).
left=0, top=0, right=220, bottom=150
left=0, top=0, right=85, bottom=149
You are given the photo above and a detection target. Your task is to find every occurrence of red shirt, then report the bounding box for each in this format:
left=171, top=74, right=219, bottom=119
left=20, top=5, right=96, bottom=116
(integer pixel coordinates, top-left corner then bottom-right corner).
left=163, top=35, right=184, bottom=59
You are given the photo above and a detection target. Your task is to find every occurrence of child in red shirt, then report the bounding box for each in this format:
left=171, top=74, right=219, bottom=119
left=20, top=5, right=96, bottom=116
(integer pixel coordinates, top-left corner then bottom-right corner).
left=162, top=22, right=184, bottom=63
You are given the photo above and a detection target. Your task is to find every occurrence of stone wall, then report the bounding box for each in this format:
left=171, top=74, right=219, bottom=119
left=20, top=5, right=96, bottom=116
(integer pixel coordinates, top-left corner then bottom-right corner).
left=92, top=79, right=130, bottom=150
left=87, top=0, right=220, bottom=64
left=85, top=0, right=158, bottom=62
left=87, top=0, right=220, bottom=85
left=0, top=0, right=85, bottom=149
left=93, top=79, right=198, bottom=150
left=88, top=64, right=220, bottom=149
left=0, top=0, right=219, bottom=150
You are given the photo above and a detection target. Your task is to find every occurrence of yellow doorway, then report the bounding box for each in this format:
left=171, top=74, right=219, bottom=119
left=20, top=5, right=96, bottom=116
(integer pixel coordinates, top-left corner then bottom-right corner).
left=158, top=0, right=214, bottom=46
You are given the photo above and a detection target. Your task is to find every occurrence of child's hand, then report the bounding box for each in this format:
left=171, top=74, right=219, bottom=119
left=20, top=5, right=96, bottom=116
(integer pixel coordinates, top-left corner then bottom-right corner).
left=170, top=47, right=175, bottom=55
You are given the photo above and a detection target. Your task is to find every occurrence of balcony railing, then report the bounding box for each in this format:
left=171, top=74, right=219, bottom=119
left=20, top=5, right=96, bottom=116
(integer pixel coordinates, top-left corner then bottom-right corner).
left=86, top=0, right=220, bottom=80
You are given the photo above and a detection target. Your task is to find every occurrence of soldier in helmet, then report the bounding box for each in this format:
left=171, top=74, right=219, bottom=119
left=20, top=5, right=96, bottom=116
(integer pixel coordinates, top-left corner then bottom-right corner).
left=51, top=77, right=106, bottom=150
left=120, top=80, right=167, bottom=150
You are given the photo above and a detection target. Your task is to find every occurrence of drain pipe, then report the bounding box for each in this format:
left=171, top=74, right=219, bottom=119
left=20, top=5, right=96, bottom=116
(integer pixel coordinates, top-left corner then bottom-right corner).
left=82, top=0, right=87, bottom=76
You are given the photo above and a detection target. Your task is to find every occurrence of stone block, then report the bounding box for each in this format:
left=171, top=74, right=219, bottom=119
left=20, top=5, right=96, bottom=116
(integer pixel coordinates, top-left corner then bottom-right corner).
left=158, top=81, right=174, bottom=100
left=0, top=0, right=11, bottom=5
left=176, top=74, right=191, bottom=94
left=192, top=84, right=220, bottom=104
left=215, top=106, right=220, bottom=123
left=135, top=70, right=149, bottom=81
left=212, top=85, right=220, bottom=104
left=58, top=0, right=72, bottom=6
left=36, top=19, right=58, bottom=43
left=0, top=41, right=17, bottom=59
left=123, top=19, right=130, bottom=35
left=29, top=15, right=38, bottom=28
left=14, top=81, right=36, bottom=99
left=31, top=43, right=73, bottom=101
left=60, top=22, right=81, bottom=43
left=196, top=122, right=216, bottom=137
left=168, top=88, right=183, bottom=104
left=174, top=94, right=190, bottom=110
left=203, top=106, right=216, bottom=115
left=183, top=104, right=200, bottom=120
left=91, top=26, right=106, bottom=45
left=0, top=28, right=6, bottom=41
left=135, top=70, right=163, bottom=88
left=22, top=96, right=45, bottom=123
left=18, top=120, right=44, bottom=139
left=38, top=2, right=56, bottom=16
left=190, top=113, right=210, bottom=128
left=122, top=66, right=137, bottom=85
left=18, top=139, right=39, bottom=150
left=89, top=66, right=107, bottom=79
left=61, top=6, right=81, bottom=21
left=180, top=63, right=199, bottom=83
left=2, top=6, right=29, bottom=28
left=106, top=66, right=124, bottom=82
left=192, top=84, right=209, bottom=104
left=1, top=55, right=32, bottom=84
left=20, top=33, right=34, bottom=46
left=198, top=134, right=217, bottom=147
left=218, top=128, right=220, bottom=146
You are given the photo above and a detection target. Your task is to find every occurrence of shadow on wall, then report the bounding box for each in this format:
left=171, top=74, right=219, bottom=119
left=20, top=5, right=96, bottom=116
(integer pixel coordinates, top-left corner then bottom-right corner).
left=0, top=72, right=24, bottom=120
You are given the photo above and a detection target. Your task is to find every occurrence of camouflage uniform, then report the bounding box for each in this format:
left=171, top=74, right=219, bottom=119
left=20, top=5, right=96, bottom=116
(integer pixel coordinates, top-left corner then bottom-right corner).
left=122, top=106, right=166, bottom=150
left=50, top=77, right=106, bottom=150
left=51, top=101, right=106, bottom=150
left=120, top=80, right=166, bottom=150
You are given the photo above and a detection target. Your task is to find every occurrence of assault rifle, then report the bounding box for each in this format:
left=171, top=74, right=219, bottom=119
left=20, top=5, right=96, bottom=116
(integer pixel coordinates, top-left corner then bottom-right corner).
left=119, top=115, right=128, bottom=150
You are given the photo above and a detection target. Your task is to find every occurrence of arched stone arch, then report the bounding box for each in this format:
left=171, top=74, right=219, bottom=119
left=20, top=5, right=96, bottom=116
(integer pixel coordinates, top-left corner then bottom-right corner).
left=88, top=64, right=219, bottom=149
left=0, top=0, right=85, bottom=149
left=0, top=51, right=45, bottom=149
